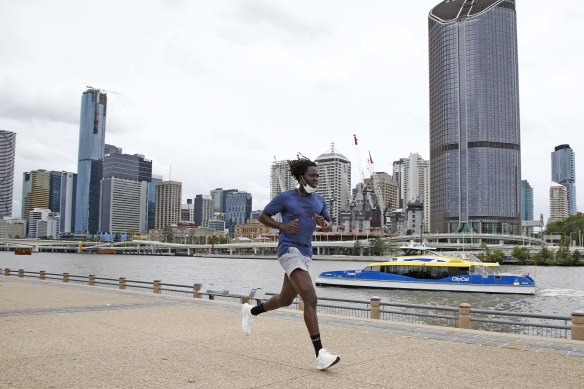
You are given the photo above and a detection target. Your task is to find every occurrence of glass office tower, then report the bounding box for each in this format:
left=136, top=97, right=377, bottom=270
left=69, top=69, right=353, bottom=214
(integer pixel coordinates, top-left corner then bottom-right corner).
left=75, top=88, right=107, bottom=233
left=428, top=0, right=521, bottom=234
left=551, top=144, right=576, bottom=215
left=225, top=191, right=252, bottom=236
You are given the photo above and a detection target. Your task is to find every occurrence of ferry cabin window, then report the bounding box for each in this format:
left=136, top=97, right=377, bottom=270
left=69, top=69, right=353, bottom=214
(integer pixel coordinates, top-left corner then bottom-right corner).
left=430, top=267, right=449, bottom=279
left=446, top=267, right=470, bottom=277
left=379, top=266, right=457, bottom=279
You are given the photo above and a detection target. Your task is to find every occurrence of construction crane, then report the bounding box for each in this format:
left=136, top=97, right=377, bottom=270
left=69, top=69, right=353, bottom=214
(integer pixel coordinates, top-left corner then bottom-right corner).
left=353, top=134, right=375, bottom=209
left=352, top=134, right=366, bottom=186
left=86, top=85, right=122, bottom=95
left=367, top=151, right=387, bottom=229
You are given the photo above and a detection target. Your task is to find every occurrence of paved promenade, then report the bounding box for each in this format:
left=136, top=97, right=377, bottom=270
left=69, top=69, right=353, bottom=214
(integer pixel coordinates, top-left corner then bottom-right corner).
left=1, top=276, right=584, bottom=389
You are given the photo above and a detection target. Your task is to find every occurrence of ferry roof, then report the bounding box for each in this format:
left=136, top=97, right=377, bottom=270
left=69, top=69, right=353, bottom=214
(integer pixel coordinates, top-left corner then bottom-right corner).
left=367, top=260, right=501, bottom=268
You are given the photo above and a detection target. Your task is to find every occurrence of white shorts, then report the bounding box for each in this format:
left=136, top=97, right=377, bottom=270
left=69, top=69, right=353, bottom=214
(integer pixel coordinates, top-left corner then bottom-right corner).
left=279, top=247, right=311, bottom=277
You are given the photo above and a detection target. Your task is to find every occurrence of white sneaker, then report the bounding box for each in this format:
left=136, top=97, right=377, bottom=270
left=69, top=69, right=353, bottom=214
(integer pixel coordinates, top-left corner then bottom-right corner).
left=316, top=348, right=340, bottom=370
left=241, top=303, right=255, bottom=336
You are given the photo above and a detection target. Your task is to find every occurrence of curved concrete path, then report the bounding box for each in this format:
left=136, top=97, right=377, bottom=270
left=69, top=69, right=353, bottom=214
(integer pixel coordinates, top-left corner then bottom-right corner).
left=1, top=276, right=583, bottom=388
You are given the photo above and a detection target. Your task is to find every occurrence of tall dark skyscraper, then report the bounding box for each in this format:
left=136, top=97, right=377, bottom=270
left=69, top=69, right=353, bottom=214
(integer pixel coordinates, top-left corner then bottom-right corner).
left=551, top=144, right=576, bottom=215
left=428, top=0, right=521, bottom=234
left=48, top=171, right=62, bottom=213
left=75, top=88, right=107, bottom=233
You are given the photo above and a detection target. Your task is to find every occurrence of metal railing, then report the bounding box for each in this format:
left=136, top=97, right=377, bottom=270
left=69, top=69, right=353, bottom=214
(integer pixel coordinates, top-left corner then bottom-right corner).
left=2, top=267, right=582, bottom=341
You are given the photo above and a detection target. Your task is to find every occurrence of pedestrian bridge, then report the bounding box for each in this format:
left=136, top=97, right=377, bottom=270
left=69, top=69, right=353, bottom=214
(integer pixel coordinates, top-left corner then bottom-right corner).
left=1, top=233, right=549, bottom=256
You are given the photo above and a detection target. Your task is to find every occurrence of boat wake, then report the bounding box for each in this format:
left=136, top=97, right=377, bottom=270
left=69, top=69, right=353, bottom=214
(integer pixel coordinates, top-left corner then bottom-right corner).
left=537, top=289, right=584, bottom=298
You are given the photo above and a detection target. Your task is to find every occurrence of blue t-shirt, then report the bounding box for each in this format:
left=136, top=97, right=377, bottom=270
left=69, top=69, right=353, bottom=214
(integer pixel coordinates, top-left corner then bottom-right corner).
left=264, top=189, right=330, bottom=258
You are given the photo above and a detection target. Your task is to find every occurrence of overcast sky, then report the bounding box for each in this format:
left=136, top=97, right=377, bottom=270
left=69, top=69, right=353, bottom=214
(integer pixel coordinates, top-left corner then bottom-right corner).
left=1, top=0, right=582, bottom=223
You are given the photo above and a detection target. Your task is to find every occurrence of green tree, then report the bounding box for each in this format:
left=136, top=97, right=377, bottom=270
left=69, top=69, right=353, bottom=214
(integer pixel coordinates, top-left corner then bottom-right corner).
left=555, top=238, right=575, bottom=266
left=572, top=250, right=581, bottom=264
left=477, top=242, right=492, bottom=262
left=538, top=246, right=554, bottom=265
left=369, top=237, right=387, bottom=256
left=214, top=235, right=228, bottom=244
left=491, top=250, right=505, bottom=264
left=126, top=229, right=137, bottom=241
left=544, top=214, right=584, bottom=246
left=162, top=225, right=174, bottom=243
left=511, top=246, right=530, bottom=265
left=188, top=229, right=196, bottom=244
left=386, top=240, right=399, bottom=256
left=352, top=240, right=362, bottom=256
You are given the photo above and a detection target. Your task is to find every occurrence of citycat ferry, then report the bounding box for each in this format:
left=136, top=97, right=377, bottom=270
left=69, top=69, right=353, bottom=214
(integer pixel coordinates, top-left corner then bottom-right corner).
left=315, top=245, right=535, bottom=295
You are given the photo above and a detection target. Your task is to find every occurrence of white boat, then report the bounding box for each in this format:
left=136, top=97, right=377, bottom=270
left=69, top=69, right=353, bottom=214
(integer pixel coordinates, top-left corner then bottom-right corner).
left=315, top=245, right=535, bottom=295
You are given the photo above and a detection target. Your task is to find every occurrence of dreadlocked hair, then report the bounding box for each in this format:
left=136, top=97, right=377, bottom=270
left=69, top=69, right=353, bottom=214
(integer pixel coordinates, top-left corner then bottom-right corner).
left=288, top=157, right=316, bottom=181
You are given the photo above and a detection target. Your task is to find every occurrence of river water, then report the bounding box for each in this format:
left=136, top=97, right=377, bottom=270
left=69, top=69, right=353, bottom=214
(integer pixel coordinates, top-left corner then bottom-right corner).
left=2, top=252, right=583, bottom=317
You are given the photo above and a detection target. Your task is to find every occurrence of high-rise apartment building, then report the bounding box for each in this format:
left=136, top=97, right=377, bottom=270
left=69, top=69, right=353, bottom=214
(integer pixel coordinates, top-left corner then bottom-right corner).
left=392, top=153, right=430, bottom=230
left=549, top=182, right=568, bottom=223
left=520, top=180, right=534, bottom=235
left=75, top=88, right=107, bottom=233
left=315, top=144, right=351, bottom=225
left=99, top=177, right=148, bottom=234
left=210, top=188, right=223, bottom=213
left=270, top=160, right=297, bottom=199
left=0, top=130, right=16, bottom=218
left=368, top=172, right=399, bottom=227
left=269, top=159, right=297, bottom=223
left=194, top=194, right=213, bottom=227
left=429, top=0, right=521, bottom=235
left=392, top=153, right=430, bottom=207
left=155, top=181, right=182, bottom=229
left=551, top=144, right=577, bottom=215
left=59, top=172, right=76, bottom=234
left=182, top=199, right=194, bottom=223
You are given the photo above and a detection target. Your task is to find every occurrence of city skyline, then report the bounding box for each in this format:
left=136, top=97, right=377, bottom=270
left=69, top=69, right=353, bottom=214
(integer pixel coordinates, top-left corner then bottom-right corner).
left=1, top=1, right=582, bottom=224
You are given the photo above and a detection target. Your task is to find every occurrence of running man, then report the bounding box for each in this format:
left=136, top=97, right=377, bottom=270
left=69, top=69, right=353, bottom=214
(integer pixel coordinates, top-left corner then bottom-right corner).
left=241, top=157, right=341, bottom=370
